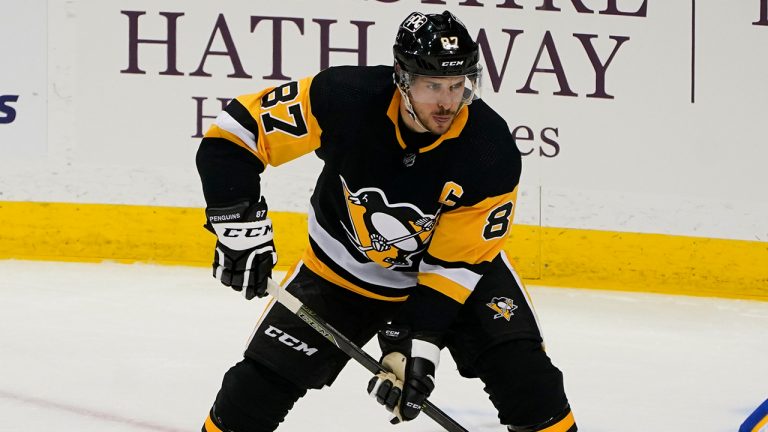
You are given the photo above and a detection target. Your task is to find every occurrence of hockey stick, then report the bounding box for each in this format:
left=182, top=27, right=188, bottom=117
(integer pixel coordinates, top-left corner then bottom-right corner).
left=265, top=279, right=468, bottom=432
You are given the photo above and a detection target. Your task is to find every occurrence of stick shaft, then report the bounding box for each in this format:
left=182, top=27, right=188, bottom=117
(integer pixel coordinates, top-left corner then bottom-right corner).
left=265, top=280, right=467, bottom=432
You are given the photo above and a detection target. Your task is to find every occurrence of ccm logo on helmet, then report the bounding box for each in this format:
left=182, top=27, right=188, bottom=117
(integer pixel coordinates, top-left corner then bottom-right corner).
left=441, top=60, right=464, bottom=67
left=264, top=325, right=319, bottom=356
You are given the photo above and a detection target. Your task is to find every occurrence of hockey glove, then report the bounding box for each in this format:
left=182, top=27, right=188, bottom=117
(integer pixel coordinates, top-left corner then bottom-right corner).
left=204, top=198, right=277, bottom=299
left=366, top=324, right=440, bottom=424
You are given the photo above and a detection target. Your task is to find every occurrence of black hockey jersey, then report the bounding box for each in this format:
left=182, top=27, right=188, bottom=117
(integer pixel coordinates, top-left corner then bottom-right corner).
left=200, top=66, right=521, bottom=309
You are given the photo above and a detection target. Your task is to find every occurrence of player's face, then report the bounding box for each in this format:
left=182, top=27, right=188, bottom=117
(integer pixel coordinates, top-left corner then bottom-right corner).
left=407, top=76, right=466, bottom=134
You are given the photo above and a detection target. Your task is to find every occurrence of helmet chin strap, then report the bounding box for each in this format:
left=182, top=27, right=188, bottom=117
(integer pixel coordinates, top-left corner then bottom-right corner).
left=397, top=85, right=431, bottom=133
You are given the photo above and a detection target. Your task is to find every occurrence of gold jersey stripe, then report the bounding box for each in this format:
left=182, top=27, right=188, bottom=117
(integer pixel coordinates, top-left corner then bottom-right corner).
left=385, top=90, right=469, bottom=153
left=428, top=187, right=518, bottom=265
left=539, top=410, right=576, bottom=432
left=301, top=245, right=409, bottom=302
left=418, top=272, right=472, bottom=304
left=203, top=415, right=223, bottom=432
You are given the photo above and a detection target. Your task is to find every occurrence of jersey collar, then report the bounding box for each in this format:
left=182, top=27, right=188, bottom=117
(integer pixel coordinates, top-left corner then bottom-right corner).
left=386, top=89, right=469, bottom=153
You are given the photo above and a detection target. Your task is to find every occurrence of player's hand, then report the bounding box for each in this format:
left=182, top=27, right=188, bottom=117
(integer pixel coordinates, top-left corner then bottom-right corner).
left=366, top=325, right=440, bottom=423
left=204, top=198, right=277, bottom=299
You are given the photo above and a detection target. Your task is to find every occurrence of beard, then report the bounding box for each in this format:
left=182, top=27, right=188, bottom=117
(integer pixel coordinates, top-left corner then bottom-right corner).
left=433, top=106, right=457, bottom=116
left=415, top=106, right=458, bottom=134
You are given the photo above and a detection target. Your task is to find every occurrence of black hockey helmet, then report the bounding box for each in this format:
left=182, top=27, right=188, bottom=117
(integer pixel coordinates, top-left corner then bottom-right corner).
left=393, top=11, right=482, bottom=132
left=393, top=11, right=480, bottom=77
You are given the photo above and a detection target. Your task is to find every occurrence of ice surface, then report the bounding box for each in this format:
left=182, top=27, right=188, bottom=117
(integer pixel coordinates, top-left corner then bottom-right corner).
left=0, top=260, right=765, bottom=431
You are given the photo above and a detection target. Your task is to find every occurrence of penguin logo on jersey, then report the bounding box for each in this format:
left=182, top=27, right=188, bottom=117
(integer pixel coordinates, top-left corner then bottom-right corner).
left=486, top=296, right=518, bottom=321
left=340, top=176, right=439, bottom=269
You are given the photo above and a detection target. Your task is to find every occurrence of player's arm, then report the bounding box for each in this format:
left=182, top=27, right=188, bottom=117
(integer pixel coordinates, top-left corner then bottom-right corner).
left=196, top=76, right=323, bottom=298
left=369, top=186, right=519, bottom=422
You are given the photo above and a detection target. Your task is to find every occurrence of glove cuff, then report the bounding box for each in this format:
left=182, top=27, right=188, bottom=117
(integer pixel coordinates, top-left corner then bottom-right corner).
left=205, top=198, right=269, bottom=225
left=411, top=339, right=440, bottom=369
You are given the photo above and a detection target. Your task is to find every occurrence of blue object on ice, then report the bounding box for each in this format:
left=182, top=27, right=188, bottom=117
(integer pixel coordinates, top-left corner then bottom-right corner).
left=740, top=399, right=768, bottom=432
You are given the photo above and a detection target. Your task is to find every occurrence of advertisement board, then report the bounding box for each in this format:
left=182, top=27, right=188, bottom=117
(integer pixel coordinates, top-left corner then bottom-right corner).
left=1, top=0, right=766, bottom=241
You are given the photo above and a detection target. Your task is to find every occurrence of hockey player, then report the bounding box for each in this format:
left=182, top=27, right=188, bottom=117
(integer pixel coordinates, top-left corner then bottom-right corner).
left=197, top=10, right=576, bottom=432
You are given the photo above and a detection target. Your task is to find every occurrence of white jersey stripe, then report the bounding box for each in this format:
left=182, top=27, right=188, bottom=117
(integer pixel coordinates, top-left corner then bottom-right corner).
left=418, top=261, right=481, bottom=292
left=215, top=110, right=258, bottom=152
left=307, top=205, right=417, bottom=289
